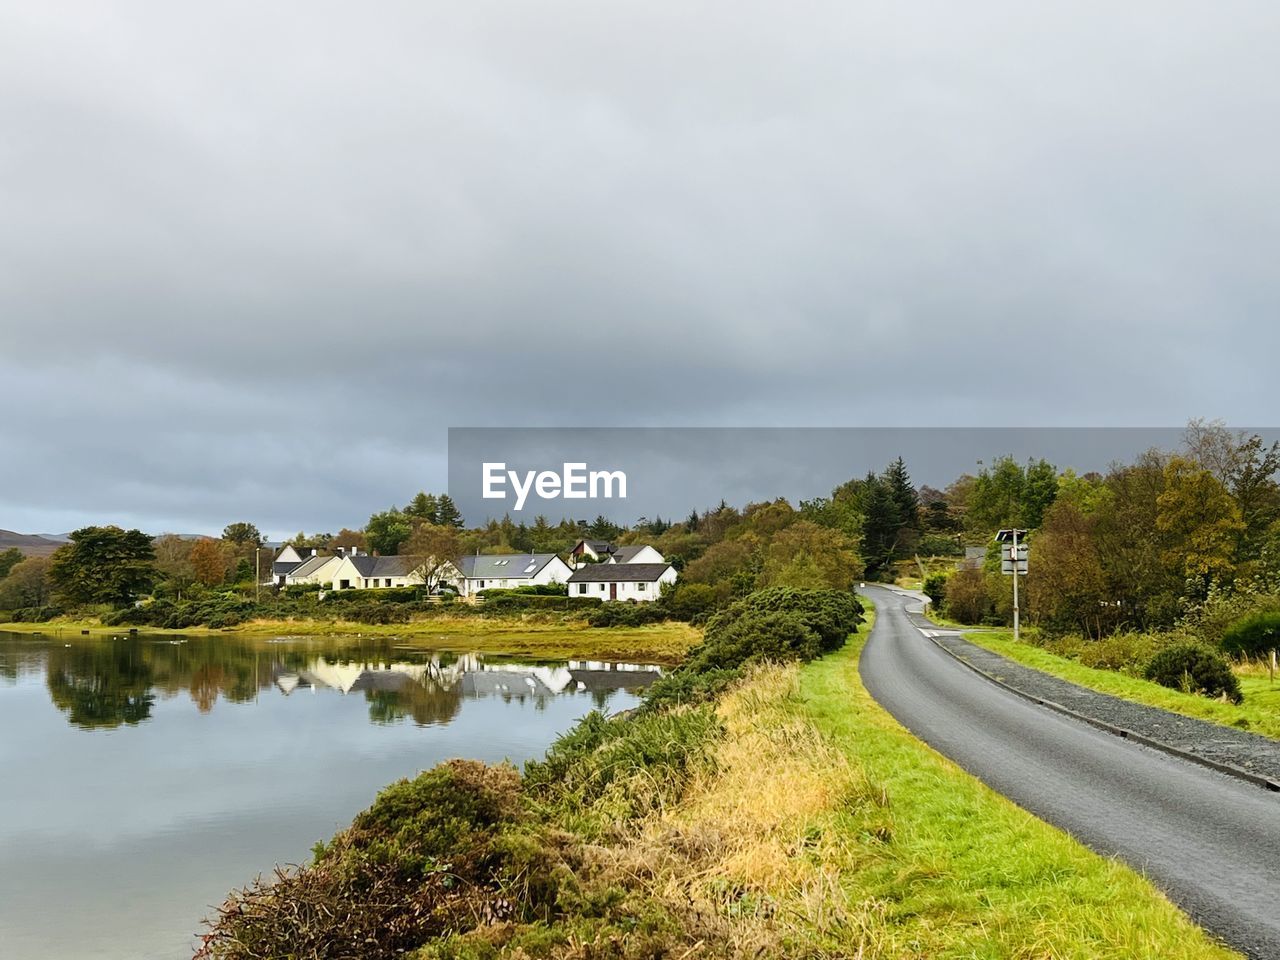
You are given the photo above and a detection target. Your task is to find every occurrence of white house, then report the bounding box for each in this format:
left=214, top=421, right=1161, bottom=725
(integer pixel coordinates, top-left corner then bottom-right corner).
left=607, top=544, right=665, bottom=565
left=567, top=563, right=677, bottom=602
left=456, top=553, right=573, bottom=597
left=327, top=553, right=464, bottom=591
left=569, top=540, right=665, bottom=567
left=284, top=554, right=346, bottom=587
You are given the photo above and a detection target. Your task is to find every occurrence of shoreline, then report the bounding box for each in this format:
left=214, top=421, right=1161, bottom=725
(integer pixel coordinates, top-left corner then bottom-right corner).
left=0, top=616, right=700, bottom=664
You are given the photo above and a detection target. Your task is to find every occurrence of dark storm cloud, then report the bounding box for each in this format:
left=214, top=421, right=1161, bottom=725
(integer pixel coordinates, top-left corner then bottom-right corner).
left=2, top=1, right=1279, bottom=535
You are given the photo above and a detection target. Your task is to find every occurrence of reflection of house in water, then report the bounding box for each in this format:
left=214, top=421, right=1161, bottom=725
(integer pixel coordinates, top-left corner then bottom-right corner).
left=271, top=655, right=661, bottom=723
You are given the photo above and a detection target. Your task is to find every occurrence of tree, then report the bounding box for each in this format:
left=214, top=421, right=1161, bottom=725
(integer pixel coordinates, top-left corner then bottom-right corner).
left=966, top=457, right=1059, bottom=533
left=222, top=523, right=263, bottom=547
left=435, top=494, right=464, bottom=528
left=1155, top=457, right=1245, bottom=591
left=1025, top=500, right=1111, bottom=637
left=190, top=539, right=233, bottom=587
left=404, top=492, right=440, bottom=523
left=49, top=526, right=156, bottom=607
left=153, top=534, right=197, bottom=593
left=331, top=528, right=368, bottom=551
left=403, top=524, right=464, bottom=592
left=0, top=556, right=53, bottom=608
left=858, top=473, right=901, bottom=580
left=0, top=547, right=23, bottom=580
left=365, top=509, right=413, bottom=555
left=883, top=457, right=921, bottom=533
left=587, top=514, right=621, bottom=540
left=1222, top=610, right=1280, bottom=683
left=757, top=521, right=863, bottom=590
left=1227, top=434, right=1280, bottom=563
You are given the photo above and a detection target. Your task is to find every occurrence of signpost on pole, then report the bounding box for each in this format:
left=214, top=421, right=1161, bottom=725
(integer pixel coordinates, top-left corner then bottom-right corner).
left=996, top=529, right=1028, bottom=641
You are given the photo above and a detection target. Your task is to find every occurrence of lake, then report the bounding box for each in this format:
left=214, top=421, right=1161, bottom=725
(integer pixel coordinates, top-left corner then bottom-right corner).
left=0, top=630, right=658, bottom=960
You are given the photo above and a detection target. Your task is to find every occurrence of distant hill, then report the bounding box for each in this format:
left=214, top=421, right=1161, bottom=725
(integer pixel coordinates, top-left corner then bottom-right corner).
left=0, top=530, right=65, bottom=557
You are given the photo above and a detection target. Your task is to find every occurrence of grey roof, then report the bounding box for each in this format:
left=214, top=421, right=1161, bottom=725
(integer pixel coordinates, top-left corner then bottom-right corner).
left=567, top=563, right=673, bottom=583
left=272, top=560, right=303, bottom=576
left=457, top=553, right=562, bottom=579
left=288, top=554, right=337, bottom=578
left=345, top=555, right=423, bottom=578
left=609, top=544, right=656, bottom=563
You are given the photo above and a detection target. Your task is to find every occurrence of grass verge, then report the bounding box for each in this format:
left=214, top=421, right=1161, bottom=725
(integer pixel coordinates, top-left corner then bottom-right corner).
left=795, top=628, right=1238, bottom=958
left=964, top=629, right=1280, bottom=741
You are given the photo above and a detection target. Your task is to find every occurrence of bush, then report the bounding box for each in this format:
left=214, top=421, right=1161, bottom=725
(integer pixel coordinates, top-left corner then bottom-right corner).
left=324, top=586, right=425, bottom=604
left=661, top=582, right=719, bottom=621
left=702, top=587, right=862, bottom=655
left=482, top=593, right=600, bottom=615
left=586, top=602, right=668, bottom=627
left=8, top=605, right=63, bottom=623
left=197, top=760, right=553, bottom=960
left=1221, top=610, right=1280, bottom=662
left=923, top=573, right=947, bottom=608
left=1143, top=643, right=1243, bottom=703
left=917, top=535, right=963, bottom=557
left=476, top=583, right=568, bottom=598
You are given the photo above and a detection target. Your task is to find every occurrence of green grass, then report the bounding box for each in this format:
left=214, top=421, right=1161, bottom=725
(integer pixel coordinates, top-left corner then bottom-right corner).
left=963, top=629, right=1280, bottom=741
left=794, top=626, right=1240, bottom=959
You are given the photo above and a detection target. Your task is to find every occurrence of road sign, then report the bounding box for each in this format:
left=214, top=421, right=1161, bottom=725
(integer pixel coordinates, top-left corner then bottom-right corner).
left=1001, top=543, right=1028, bottom=576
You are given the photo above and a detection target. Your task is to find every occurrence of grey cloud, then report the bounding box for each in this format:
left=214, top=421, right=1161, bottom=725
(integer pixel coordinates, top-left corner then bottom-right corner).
left=2, top=0, right=1279, bottom=534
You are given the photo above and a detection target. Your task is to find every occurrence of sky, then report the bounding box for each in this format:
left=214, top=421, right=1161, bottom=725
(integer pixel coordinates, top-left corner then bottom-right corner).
left=2, top=1, right=1279, bottom=537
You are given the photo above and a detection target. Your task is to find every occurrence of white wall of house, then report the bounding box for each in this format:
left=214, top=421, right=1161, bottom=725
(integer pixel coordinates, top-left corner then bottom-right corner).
left=571, top=566, right=678, bottom=602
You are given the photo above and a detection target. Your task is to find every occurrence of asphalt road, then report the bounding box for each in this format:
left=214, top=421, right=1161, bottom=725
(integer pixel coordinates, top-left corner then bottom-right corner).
left=858, top=585, right=1280, bottom=959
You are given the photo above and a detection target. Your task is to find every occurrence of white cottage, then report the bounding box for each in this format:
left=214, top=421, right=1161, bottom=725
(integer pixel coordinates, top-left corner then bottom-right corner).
left=456, top=553, right=573, bottom=597
left=566, top=563, right=677, bottom=602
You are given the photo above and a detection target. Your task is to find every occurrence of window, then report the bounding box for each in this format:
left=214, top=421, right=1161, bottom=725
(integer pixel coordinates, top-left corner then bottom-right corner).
left=477, top=580, right=485, bottom=589
left=384, top=578, right=392, bottom=587
left=578, top=583, right=587, bottom=595
left=599, top=583, right=605, bottom=591
left=636, top=582, right=646, bottom=591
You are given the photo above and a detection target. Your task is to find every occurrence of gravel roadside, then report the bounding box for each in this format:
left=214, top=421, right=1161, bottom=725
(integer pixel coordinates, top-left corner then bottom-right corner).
left=906, top=610, right=1280, bottom=787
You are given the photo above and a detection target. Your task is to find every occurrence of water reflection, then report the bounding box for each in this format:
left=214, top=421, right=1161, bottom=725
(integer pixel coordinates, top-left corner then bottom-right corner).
left=0, top=630, right=658, bottom=960
left=0, top=632, right=659, bottom=731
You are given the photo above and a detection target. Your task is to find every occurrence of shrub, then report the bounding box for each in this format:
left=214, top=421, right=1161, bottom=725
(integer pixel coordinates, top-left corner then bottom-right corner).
left=587, top=602, right=668, bottom=627
left=9, top=605, right=63, bottom=623
left=1143, top=643, right=1243, bottom=703
left=702, top=587, right=862, bottom=654
left=1221, top=610, right=1280, bottom=666
left=197, top=760, right=556, bottom=960
left=922, top=573, right=947, bottom=608
left=661, top=582, right=719, bottom=621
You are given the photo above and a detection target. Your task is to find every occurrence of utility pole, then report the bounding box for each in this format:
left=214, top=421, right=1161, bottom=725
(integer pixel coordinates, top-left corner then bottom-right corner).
left=997, top=529, right=1028, bottom=642
left=1011, top=529, right=1020, bottom=642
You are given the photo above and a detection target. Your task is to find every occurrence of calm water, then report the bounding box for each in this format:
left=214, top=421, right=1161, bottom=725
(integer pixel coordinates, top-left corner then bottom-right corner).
left=0, top=630, right=657, bottom=960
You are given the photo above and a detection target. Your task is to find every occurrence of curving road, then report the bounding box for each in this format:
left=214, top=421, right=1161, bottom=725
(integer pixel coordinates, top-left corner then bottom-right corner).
left=858, top=585, right=1280, bottom=959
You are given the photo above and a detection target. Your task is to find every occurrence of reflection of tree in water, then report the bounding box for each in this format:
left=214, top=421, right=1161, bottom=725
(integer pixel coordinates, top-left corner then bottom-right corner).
left=365, top=683, right=463, bottom=727
left=45, top=643, right=156, bottom=729
left=34, top=634, right=653, bottom=730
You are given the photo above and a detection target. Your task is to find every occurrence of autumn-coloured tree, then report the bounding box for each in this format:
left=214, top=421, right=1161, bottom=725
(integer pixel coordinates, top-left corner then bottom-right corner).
left=1025, top=500, right=1111, bottom=637
left=757, top=520, right=863, bottom=590
left=0, top=556, right=54, bottom=608
left=190, top=539, right=233, bottom=587
left=1156, top=456, right=1245, bottom=589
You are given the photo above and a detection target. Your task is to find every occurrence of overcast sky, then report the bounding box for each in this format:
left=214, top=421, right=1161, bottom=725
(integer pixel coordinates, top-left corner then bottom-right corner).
left=2, top=1, right=1278, bottom=537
